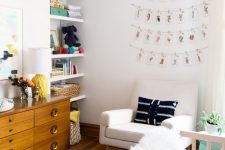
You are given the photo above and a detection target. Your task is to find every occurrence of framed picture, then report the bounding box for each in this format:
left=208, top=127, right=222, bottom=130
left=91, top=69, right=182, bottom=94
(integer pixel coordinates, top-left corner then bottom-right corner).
left=50, top=30, right=60, bottom=50
left=0, top=6, right=22, bottom=80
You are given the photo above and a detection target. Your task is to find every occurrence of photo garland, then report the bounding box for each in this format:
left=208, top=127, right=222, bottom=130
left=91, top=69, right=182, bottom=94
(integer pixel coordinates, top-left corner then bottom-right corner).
left=132, top=1, right=209, bottom=24
left=130, top=45, right=207, bottom=66
left=132, top=24, right=208, bottom=45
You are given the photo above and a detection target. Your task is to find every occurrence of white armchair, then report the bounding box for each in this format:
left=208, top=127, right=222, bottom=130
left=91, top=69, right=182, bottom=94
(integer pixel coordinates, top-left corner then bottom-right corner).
left=100, top=80, right=198, bottom=149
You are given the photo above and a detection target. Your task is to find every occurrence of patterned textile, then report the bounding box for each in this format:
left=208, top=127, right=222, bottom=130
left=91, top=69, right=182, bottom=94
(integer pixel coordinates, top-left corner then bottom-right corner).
left=134, top=97, right=178, bottom=125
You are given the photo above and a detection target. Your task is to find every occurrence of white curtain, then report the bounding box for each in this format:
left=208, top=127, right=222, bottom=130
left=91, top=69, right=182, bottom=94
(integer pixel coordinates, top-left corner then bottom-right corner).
left=205, top=0, right=225, bottom=116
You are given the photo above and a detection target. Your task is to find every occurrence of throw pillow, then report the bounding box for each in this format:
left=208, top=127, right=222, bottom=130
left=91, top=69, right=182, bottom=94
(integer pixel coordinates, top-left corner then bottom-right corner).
left=134, top=97, right=152, bottom=124
left=134, top=97, right=178, bottom=126
left=155, top=100, right=178, bottom=125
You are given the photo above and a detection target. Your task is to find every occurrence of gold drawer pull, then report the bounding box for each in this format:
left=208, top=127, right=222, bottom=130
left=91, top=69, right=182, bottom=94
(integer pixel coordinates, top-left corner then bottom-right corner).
left=50, top=142, right=58, bottom=150
left=9, top=129, right=13, bottom=132
left=50, top=125, right=58, bottom=134
left=9, top=139, right=13, bottom=143
left=51, top=108, right=58, bottom=117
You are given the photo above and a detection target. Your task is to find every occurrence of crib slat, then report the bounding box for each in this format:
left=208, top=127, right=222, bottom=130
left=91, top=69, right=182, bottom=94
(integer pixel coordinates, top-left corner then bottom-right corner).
left=192, top=139, right=196, bottom=150
left=222, top=143, right=225, bottom=150
left=206, top=142, right=211, bottom=150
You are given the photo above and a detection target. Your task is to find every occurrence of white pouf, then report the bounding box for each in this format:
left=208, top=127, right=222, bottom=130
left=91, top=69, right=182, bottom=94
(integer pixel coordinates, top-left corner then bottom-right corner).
left=130, top=127, right=185, bottom=150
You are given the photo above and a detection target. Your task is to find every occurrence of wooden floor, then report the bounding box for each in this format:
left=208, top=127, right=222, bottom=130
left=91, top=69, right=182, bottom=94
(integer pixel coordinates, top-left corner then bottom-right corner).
left=69, top=136, right=124, bottom=150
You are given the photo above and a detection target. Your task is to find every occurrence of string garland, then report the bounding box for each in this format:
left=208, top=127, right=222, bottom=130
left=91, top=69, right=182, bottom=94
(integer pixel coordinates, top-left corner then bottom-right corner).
left=131, top=24, right=208, bottom=45
left=130, top=44, right=208, bottom=65
left=131, top=1, right=209, bottom=24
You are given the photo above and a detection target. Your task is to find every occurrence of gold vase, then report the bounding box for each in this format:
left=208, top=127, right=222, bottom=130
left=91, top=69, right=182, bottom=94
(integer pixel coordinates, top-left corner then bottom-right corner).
left=32, top=74, right=48, bottom=98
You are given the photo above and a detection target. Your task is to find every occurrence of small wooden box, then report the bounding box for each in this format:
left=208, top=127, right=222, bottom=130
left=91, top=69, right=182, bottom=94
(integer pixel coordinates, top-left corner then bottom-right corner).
left=50, top=7, right=67, bottom=17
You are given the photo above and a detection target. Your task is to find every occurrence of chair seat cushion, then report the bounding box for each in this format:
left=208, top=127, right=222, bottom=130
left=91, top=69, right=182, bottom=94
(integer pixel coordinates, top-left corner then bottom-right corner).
left=105, top=122, right=159, bottom=143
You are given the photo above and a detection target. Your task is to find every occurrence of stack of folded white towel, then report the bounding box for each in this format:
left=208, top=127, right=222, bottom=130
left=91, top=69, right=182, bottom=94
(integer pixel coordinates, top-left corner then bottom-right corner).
left=67, top=5, right=82, bottom=18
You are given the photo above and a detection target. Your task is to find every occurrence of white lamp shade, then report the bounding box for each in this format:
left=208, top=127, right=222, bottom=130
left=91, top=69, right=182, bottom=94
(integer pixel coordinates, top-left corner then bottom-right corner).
left=25, top=48, right=51, bottom=75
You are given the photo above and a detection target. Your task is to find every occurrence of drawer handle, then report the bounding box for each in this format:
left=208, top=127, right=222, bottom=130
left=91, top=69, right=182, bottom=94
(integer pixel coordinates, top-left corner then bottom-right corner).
left=50, top=125, right=58, bottom=134
left=9, top=129, right=13, bottom=132
left=50, top=142, right=58, bottom=150
left=51, top=108, right=58, bottom=117
left=9, top=139, right=13, bottom=143
left=9, top=119, right=12, bottom=123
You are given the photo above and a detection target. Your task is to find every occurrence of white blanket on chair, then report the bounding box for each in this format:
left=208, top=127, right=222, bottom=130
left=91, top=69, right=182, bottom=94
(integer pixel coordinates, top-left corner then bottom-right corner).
left=130, top=127, right=185, bottom=150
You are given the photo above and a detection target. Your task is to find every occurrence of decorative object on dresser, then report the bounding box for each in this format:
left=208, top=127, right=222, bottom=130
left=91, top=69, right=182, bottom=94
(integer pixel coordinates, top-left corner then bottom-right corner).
left=0, top=95, right=70, bottom=150
left=26, top=48, right=51, bottom=98
left=0, top=98, right=14, bottom=113
left=8, top=75, right=35, bottom=100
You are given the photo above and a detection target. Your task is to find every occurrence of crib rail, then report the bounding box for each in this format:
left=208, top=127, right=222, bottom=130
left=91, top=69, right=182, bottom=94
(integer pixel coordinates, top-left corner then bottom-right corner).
left=181, top=131, right=225, bottom=150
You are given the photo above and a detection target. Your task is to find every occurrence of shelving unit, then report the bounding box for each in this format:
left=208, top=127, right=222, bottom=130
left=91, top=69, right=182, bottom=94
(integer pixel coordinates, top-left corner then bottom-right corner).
left=50, top=11, right=86, bottom=102
left=50, top=73, right=85, bottom=82
left=70, top=95, right=86, bottom=102
left=50, top=15, right=84, bottom=23
left=52, top=53, right=84, bottom=59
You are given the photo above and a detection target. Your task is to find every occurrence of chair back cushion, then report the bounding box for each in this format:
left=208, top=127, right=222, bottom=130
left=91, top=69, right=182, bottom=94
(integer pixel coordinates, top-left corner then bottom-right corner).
left=130, top=80, right=198, bottom=120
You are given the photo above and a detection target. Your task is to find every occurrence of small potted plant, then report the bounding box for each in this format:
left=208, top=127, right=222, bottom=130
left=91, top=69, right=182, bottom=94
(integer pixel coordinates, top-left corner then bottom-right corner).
left=197, top=111, right=225, bottom=134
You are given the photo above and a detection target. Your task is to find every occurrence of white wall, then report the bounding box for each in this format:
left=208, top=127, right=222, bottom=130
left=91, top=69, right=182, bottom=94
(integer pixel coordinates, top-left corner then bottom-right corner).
left=71, top=0, right=208, bottom=124
left=0, top=0, right=50, bottom=98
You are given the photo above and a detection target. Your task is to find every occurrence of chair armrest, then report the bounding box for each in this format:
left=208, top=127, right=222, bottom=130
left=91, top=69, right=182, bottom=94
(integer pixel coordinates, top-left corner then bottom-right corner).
left=100, top=109, right=134, bottom=127
left=161, top=115, right=194, bottom=131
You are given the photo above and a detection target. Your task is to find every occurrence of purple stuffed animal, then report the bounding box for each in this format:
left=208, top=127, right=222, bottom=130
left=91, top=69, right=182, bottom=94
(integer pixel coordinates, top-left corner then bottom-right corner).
left=62, top=25, right=81, bottom=47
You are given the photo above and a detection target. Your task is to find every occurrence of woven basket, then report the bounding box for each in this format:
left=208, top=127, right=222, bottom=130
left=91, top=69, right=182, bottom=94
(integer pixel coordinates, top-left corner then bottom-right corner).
left=51, top=83, right=80, bottom=98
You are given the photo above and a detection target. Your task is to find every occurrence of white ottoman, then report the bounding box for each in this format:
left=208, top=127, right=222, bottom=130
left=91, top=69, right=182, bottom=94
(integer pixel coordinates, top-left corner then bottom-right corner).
left=130, top=127, right=185, bottom=150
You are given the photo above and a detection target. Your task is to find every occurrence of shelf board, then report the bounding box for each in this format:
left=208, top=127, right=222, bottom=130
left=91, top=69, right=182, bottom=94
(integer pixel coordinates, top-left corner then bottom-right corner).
left=52, top=53, right=84, bottom=59
left=50, top=15, right=84, bottom=22
left=50, top=73, right=84, bottom=82
left=70, top=95, right=86, bottom=102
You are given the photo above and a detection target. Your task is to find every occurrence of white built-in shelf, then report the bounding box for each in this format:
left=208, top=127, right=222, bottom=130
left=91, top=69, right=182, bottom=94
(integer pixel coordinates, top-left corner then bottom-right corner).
left=50, top=15, right=84, bottom=23
left=52, top=53, right=84, bottom=59
left=70, top=95, right=86, bottom=102
left=51, top=73, right=85, bottom=82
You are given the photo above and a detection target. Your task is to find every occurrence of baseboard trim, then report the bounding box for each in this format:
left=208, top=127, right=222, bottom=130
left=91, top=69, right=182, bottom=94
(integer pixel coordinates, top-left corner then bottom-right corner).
left=80, top=123, right=100, bottom=138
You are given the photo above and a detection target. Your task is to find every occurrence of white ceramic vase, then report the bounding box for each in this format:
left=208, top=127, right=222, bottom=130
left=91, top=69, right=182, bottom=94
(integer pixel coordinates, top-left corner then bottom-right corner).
left=205, top=122, right=218, bottom=134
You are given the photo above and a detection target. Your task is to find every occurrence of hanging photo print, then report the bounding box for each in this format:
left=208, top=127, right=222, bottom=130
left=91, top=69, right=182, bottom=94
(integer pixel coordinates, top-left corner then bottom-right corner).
left=145, top=9, right=152, bottom=22
left=134, top=27, right=142, bottom=41
left=203, top=1, right=209, bottom=17
left=178, top=9, right=184, bottom=23
left=177, top=31, right=185, bottom=44
left=146, top=52, right=156, bottom=65
left=137, top=48, right=144, bottom=62
left=166, top=10, right=173, bottom=24
left=154, top=31, right=162, bottom=45
left=171, top=53, right=179, bottom=66
left=165, top=32, right=174, bottom=46
left=143, top=30, right=153, bottom=44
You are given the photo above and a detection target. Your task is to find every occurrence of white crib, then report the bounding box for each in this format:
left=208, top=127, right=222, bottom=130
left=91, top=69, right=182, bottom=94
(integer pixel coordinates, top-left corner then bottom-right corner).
left=181, top=131, right=225, bottom=150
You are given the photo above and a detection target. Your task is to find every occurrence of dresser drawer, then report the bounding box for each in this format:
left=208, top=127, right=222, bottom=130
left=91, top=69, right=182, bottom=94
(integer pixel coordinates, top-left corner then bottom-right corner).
left=34, top=117, right=69, bottom=144
left=0, top=110, right=33, bottom=128
left=0, top=119, right=34, bottom=138
left=34, top=131, right=69, bottom=150
left=35, top=100, right=69, bottom=126
left=0, top=129, right=33, bottom=150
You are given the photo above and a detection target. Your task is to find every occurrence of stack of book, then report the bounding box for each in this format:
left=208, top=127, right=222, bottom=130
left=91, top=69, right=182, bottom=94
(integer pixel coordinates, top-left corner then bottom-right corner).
left=51, top=59, right=78, bottom=77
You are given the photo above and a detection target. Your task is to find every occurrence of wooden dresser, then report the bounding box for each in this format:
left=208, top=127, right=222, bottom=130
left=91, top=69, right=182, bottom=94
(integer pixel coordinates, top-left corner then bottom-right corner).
left=0, top=95, right=70, bottom=150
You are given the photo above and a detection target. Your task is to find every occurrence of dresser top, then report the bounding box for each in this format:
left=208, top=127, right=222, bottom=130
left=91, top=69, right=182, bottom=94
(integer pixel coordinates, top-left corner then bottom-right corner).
left=0, top=95, right=69, bottom=117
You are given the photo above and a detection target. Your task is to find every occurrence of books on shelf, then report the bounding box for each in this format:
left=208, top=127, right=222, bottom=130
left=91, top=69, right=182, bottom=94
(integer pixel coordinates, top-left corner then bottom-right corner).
left=51, top=59, right=79, bottom=77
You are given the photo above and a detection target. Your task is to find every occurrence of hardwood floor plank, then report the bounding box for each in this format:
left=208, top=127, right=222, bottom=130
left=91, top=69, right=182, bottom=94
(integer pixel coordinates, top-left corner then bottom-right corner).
left=69, top=136, right=124, bottom=150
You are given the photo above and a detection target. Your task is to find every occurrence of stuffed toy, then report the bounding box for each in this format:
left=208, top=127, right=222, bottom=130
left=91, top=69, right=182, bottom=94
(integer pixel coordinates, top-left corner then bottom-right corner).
left=62, top=25, right=81, bottom=47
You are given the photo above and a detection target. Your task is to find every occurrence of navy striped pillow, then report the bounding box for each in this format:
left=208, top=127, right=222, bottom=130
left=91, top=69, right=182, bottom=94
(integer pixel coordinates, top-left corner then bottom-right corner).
left=155, top=100, right=178, bottom=126
left=134, top=97, right=178, bottom=126
left=134, top=97, right=152, bottom=124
